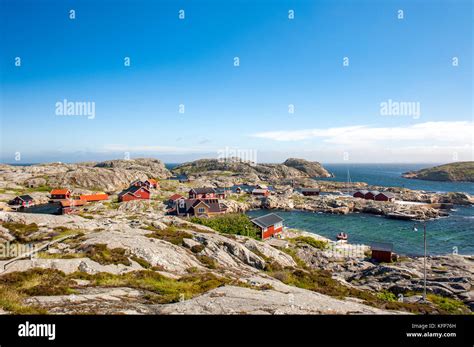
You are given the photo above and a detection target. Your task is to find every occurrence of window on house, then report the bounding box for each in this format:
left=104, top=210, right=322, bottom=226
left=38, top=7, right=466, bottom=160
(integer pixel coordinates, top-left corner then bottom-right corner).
left=198, top=207, right=206, bottom=213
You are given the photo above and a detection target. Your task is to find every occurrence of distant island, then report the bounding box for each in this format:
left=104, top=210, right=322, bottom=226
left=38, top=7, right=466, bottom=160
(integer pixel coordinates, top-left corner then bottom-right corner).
left=402, top=161, right=474, bottom=182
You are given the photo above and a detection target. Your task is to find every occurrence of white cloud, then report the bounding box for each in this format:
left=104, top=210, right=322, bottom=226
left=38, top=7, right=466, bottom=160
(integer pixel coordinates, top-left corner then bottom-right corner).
left=251, top=121, right=474, bottom=147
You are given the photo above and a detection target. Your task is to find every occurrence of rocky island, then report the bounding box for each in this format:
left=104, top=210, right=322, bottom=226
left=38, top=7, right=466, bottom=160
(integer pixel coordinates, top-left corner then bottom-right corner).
left=0, top=158, right=472, bottom=315
left=403, top=161, right=474, bottom=182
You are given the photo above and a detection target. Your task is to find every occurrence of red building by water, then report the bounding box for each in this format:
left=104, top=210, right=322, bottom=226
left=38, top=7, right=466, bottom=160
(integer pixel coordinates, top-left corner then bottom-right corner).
left=251, top=213, right=284, bottom=240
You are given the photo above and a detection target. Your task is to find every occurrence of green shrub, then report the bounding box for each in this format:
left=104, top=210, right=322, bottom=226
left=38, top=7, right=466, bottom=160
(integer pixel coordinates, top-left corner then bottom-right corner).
left=0, top=268, right=75, bottom=296
left=144, top=225, right=192, bottom=245
left=130, top=256, right=152, bottom=269
left=69, top=270, right=228, bottom=303
left=196, top=255, right=218, bottom=269
left=190, top=213, right=260, bottom=238
left=292, top=236, right=328, bottom=250
left=191, top=244, right=205, bottom=253
left=427, top=294, right=471, bottom=314
left=80, top=244, right=131, bottom=266
left=2, top=222, right=39, bottom=243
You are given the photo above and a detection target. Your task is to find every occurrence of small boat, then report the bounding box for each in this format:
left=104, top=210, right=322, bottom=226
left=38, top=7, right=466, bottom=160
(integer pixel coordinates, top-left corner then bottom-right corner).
left=336, top=232, right=348, bottom=241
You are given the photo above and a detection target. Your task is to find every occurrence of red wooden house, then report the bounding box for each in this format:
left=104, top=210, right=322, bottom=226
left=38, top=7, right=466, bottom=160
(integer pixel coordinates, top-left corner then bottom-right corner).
left=251, top=213, right=284, bottom=240
left=370, top=242, right=393, bottom=263
left=118, top=186, right=150, bottom=202
left=188, top=188, right=216, bottom=199
left=364, top=190, right=379, bottom=200
left=251, top=188, right=270, bottom=197
left=374, top=192, right=396, bottom=202
left=145, top=178, right=158, bottom=189
left=353, top=190, right=369, bottom=199
left=50, top=189, right=71, bottom=200
left=10, top=195, right=34, bottom=207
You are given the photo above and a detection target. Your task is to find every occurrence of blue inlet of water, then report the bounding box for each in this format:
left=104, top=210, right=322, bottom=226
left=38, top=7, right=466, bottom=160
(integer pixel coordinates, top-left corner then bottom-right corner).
left=320, top=163, right=474, bottom=195
left=247, top=208, right=474, bottom=256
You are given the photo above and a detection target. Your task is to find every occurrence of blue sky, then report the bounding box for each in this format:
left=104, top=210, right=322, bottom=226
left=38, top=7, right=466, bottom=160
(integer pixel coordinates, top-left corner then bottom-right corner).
left=0, top=0, right=472, bottom=163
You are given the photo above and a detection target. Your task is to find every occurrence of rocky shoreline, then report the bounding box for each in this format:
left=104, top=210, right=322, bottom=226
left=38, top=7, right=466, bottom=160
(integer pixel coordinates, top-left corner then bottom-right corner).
left=0, top=158, right=472, bottom=315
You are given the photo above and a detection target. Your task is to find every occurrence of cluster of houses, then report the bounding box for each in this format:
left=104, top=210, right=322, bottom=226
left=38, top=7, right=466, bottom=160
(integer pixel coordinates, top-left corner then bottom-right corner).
left=168, top=188, right=229, bottom=217
left=117, top=179, right=158, bottom=202
left=9, top=178, right=159, bottom=215
left=51, top=189, right=109, bottom=214
left=234, top=184, right=272, bottom=197
left=9, top=189, right=110, bottom=215
left=167, top=187, right=285, bottom=240
left=353, top=190, right=395, bottom=202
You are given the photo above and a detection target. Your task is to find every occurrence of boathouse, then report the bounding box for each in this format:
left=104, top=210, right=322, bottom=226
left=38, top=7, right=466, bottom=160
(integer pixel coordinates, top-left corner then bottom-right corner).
left=353, top=190, right=369, bottom=199
left=251, top=213, right=284, bottom=240
left=370, top=242, right=393, bottom=263
left=374, top=192, right=395, bottom=202
left=301, top=188, right=320, bottom=196
left=364, top=190, right=380, bottom=200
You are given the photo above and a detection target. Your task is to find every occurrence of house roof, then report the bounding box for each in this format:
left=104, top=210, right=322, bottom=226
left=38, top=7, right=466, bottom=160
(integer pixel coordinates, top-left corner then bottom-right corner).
left=80, top=194, right=109, bottom=201
left=177, top=198, right=225, bottom=214
left=60, top=200, right=86, bottom=207
left=251, top=213, right=284, bottom=229
left=252, top=189, right=268, bottom=194
left=169, top=194, right=184, bottom=201
left=118, top=185, right=150, bottom=197
left=146, top=178, right=157, bottom=184
left=370, top=242, right=393, bottom=252
left=190, top=187, right=216, bottom=194
left=376, top=192, right=395, bottom=198
left=367, top=190, right=380, bottom=195
left=51, top=189, right=70, bottom=195
left=17, top=194, right=34, bottom=202
left=354, top=190, right=369, bottom=195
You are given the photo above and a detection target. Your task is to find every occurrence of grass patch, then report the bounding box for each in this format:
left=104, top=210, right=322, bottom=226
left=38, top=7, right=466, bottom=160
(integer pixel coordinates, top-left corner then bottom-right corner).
left=0, top=285, right=47, bottom=314
left=2, top=222, right=40, bottom=243
left=427, top=294, right=471, bottom=314
left=69, top=270, right=229, bottom=303
left=0, top=268, right=76, bottom=297
left=79, top=244, right=131, bottom=266
left=144, top=225, right=192, bottom=245
left=190, top=213, right=260, bottom=238
left=291, top=236, right=328, bottom=250
left=36, top=251, right=86, bottom=259
left=130, top=256, right=152, bottom=269
left=196, top=255, right=218, bottom=269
